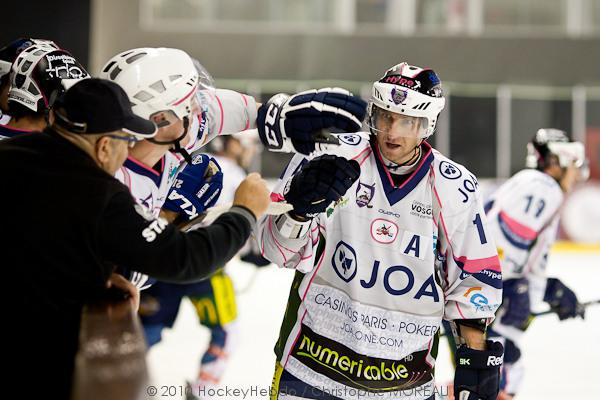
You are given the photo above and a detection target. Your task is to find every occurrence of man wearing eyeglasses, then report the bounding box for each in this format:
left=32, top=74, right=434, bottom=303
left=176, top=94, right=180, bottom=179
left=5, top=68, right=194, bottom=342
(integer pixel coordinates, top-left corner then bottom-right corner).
left=0, top=78, right=271, bottom=399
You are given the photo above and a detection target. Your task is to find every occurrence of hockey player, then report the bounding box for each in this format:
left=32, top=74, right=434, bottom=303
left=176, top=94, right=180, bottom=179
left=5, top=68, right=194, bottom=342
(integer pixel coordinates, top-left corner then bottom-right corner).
left=99, top=47, right=367, bottom=289
left=484, top=129, right=586, bottom=400
left=256, top=62, right=504, bottom=400
left=140, top=134, right=267, bottom=399
left=0, top=43, right=87, bottom=139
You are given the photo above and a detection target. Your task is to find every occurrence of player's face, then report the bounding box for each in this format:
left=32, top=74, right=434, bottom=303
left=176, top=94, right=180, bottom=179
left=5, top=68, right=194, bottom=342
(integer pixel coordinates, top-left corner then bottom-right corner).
left=375, top=110, right=422, bottom=164
left=154, top=94, right=200, bottom=148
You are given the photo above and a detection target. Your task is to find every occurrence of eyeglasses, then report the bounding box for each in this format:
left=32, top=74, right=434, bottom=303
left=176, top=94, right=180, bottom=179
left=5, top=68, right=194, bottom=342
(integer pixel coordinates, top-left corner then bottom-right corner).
left=104, top=134, right=140, bottom=148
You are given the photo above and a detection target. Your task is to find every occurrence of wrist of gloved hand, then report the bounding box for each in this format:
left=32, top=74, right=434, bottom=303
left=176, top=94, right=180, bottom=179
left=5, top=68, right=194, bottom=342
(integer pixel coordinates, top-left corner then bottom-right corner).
left=499, top=278, right=531, bottom=328
left=454, top=340, right=504, bottom=400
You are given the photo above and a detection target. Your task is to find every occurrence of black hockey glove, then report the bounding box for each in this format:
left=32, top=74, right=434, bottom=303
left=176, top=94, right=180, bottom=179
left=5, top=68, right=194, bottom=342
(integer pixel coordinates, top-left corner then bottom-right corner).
left=257, top=87, right=367, bottom=155
left=499, top=278, right=531, bottom=328
left=454, top=341, right=504, bottom=400
left=544, top=277, right=584, bottom=320
left=284, top=155, right=360, bottom=218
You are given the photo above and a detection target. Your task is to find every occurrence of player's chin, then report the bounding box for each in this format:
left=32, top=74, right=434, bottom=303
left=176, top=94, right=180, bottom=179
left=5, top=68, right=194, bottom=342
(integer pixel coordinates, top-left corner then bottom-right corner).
left=381, top=142, right=407, bottom=159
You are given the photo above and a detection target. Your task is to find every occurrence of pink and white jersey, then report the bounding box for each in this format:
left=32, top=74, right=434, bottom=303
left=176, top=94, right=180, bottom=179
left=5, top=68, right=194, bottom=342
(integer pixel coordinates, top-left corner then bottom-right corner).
left=115, top=88, right=256, bottom=288
left=256, top=133, right=501, bottom=399
left=116, top=88, right=257, bottom=215
left=187, top=89, right=257, bottom=153
left=485, top=169, right=563, bottom=305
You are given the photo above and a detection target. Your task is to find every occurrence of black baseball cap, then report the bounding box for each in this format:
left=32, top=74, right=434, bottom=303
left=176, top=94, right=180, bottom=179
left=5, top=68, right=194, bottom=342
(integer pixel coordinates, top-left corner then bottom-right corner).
left=53, top=78, right=157, bottom=139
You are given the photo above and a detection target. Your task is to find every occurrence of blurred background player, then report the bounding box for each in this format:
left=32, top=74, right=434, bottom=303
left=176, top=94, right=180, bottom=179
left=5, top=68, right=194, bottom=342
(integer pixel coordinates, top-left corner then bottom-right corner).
left=0, top=41, right=88, bottom=139
left=484, top=128, right=587, bottom=400
left=140, top=133, right=270, bottom=400
left=256, top=62, right=504, bottom=400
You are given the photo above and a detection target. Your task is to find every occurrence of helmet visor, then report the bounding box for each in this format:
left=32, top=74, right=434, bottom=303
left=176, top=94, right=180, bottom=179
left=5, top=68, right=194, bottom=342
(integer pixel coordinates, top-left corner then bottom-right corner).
left=368, top=105, right=429, bottom=138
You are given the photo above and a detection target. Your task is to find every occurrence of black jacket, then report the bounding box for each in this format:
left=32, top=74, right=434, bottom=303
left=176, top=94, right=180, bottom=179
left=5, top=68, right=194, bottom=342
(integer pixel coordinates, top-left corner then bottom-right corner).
left=0, top=129, right=254, bottom=397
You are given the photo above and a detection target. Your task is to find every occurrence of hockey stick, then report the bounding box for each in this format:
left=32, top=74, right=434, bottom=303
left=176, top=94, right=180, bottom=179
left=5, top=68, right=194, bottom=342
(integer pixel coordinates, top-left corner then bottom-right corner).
left=180, top=202, right=293, bottom=231
left=529, top=298, right=600, bottom=317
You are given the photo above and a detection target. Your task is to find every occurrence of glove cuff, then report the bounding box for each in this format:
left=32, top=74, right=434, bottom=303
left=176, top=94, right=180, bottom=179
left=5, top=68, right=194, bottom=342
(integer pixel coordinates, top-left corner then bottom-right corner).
left=274, top=212, right=312, bottom=239
left=257, top=93, right=295, bottom=153
left=456, top=341, right=504, bottom=370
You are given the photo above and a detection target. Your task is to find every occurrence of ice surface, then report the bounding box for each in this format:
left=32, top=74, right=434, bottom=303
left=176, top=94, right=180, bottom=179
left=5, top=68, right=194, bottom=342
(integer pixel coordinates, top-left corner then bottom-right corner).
left=147, top=252, right=600, bottom=399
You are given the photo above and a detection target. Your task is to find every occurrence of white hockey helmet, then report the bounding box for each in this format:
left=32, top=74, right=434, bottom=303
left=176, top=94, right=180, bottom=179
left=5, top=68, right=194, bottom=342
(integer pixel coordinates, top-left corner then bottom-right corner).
left=8, top=45, right=89, bottom=112
left=99, top=47, right=200, bottom=121
left=526, top=128, right=585, bottom=170
left=368, top=62, right=445, bottom=138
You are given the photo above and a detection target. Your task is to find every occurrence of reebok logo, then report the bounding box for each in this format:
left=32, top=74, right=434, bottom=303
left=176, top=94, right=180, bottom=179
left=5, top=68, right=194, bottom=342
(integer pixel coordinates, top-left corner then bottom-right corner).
left=459, top=358, right=470, bottom=366
left=487, top=355, right=503, bottom=367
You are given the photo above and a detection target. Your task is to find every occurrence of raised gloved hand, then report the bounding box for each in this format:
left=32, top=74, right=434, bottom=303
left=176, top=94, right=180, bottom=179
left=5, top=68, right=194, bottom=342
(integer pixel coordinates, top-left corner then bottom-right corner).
left=454, top=341, right=504, bottom=400
left=499, top=278, right=531, bottom=328
left=257, top=87, right=367, bottom=155
left=284, top=154, right=360, bottom=218
left=163, top=153, right=223, bottom=221
left=544, top=277, right=584, bottom=320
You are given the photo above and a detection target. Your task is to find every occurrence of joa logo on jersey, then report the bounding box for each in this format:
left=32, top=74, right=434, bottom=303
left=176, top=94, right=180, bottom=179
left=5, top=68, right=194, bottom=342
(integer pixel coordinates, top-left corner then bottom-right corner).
left=332, top=241, right=358, bottom=283
left=331, top=240, right=440, bottom=302
left=370, top=218, right=399, bottom=244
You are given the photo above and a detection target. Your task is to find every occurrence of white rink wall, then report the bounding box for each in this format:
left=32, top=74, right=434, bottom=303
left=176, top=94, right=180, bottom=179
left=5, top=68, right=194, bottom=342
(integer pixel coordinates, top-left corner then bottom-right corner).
left=146, top=251, right=600, bottom=400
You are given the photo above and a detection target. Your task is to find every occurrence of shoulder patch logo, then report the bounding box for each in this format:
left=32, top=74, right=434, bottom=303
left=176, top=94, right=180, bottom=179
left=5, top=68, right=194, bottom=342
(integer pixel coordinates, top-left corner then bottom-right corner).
left=338, top=134, right=362, bottom=146
left=356, top=181, right=375, bottom=208
left=439, top=161, right=462, bottom=180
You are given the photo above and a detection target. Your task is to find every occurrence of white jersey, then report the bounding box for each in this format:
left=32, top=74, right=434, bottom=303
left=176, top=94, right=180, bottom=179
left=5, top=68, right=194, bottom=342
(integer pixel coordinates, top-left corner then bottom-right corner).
left=188, top=89, right=257, bottom=153
left=256, top=133, right=501, bottom=399
left=115, top=89, right=256, bottom=288
left=116, top=88, right=257, bottom=214
left=485, top=169, right=563, bottom=316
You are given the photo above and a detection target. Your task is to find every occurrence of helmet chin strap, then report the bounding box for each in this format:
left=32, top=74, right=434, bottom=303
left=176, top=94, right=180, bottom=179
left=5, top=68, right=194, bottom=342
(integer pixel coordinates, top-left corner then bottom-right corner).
left=147, top=116, right=193, bottom=164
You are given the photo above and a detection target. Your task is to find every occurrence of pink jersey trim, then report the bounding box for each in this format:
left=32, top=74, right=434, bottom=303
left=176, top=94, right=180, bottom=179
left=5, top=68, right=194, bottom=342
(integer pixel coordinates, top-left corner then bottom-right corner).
left=499, top=211, right=538, bottom=240
left=454, top=255, right=502, bottom=273
left=0, top=123, right=33, bottom=133
left=215, top=95, right=224, bottom=134
left=270, top=192, right=285, bottom=202
left=374, top=141, right=433, bottom=189
left=125, top=156, right=161, bottom=176
left=241, top=94, right=250, bottom=130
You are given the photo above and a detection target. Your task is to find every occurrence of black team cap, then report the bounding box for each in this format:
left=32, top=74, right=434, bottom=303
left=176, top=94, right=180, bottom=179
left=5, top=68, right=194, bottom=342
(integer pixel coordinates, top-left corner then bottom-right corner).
left=53, top=78, right=157, bottom=139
